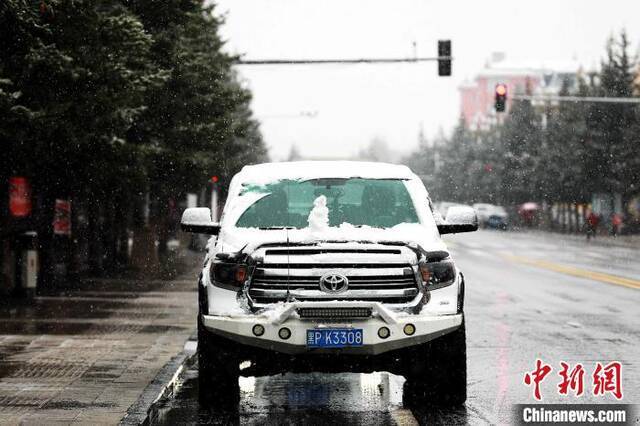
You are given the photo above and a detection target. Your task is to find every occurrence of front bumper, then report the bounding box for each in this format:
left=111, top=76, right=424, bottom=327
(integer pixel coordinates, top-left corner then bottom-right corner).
left=202, top=301, right=463, bottom=355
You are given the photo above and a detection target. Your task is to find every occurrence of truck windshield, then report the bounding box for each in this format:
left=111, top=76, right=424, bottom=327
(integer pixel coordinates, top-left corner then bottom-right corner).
left=235, top=178, right=419, bottom=229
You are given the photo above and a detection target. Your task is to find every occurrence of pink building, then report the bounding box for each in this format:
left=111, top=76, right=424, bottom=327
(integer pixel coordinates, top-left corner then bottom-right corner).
left=459, top=57, right=580, bottom=129
left=459, top=70, right=541, bottom=129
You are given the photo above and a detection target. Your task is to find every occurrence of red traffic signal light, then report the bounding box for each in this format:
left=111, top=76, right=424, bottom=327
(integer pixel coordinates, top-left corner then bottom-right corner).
left=210, top=175, right=219, bottom=183
left=495, top=83, right=507, bottom=112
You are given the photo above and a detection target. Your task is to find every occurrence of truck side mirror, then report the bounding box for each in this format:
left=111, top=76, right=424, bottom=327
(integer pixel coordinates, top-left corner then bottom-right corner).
left=180, top=208, right=221, bottom=235
left=438, top=206, right=478, bottom=234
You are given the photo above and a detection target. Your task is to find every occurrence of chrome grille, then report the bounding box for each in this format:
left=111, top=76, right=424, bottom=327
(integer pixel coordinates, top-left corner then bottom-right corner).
left=250, top=272, right=416, bottom=289
left=248, top=265, right=420, bottom=305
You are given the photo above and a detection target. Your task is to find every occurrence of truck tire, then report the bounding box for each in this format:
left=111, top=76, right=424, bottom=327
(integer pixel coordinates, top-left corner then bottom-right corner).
left=198, top=307, right=240, bottom=409
left=403, top=320, right=467, bottom=407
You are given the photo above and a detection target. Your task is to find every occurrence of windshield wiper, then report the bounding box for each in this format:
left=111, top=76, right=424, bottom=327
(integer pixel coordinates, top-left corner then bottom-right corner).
left=258, top=226, right=296, bottom=230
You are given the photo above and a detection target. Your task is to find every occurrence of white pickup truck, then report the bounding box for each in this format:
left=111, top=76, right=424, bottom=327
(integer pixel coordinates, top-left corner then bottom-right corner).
left=181, top=161, right=478, bottom=409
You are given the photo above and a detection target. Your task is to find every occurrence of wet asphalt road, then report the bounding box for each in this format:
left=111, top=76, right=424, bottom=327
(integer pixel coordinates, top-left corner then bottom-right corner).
left=148, top=230, right=640, bottom=425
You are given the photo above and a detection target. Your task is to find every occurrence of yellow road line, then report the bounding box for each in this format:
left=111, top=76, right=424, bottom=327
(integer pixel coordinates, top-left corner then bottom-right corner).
left=390, top=408, right=419, bottom=426
left=506, top=255, right=640, bottom=290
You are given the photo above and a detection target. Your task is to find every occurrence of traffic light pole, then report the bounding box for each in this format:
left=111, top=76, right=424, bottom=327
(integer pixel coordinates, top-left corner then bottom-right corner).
left=234, top=40, right=453, bottom=76
left=235, top=56, right=451, bottom=65
left=211, top=187, right=218, bottom=222
left=512, top=94, right=640, bottom=104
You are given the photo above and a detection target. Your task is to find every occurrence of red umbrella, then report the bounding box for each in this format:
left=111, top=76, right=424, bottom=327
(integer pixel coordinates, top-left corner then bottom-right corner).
left=519, top=202, right=540, bottom=211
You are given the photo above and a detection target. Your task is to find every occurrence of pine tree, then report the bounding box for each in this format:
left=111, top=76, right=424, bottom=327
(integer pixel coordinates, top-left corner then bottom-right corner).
left=1, top=0, right=161, bottom=277
left=541, top=76, right=590, bottom=205
left=1, top=0, right=267, bottom=279
left=126, top=1, right=267, bottom=254
left=498, top=96, right=544, bottom=204
left=433, top=118, right=476, bottom=202
left=586, top=31, right=636, bottom=195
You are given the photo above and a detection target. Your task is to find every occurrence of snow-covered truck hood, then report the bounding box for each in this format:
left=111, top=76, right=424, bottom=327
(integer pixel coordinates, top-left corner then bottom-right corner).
left=212, top=222, right=447, bottom=256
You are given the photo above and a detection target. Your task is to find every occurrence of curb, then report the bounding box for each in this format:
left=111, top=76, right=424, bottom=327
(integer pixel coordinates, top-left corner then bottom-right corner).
left=120, top=338, right=197, bottom=426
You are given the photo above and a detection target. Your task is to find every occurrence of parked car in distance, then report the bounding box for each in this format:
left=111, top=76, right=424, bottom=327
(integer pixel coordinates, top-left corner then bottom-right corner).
left=434, top=202, right=475, bottom=224
left=472, top=203, right=508, bottom=229
left=434, top=201, right=462, bottom=219
left=486, top=205, right=508, bottom=230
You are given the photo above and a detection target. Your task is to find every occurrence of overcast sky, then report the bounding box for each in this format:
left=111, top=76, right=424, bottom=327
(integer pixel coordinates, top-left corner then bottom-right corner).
left=214, top=0, right=640, bottom=161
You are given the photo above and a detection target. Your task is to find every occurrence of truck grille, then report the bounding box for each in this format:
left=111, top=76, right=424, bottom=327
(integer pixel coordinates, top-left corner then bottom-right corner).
left=248, top=264, right=420, bottom=305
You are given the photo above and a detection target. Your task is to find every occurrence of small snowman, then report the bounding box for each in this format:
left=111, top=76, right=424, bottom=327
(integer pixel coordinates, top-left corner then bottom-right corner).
left=308, top=195, right=329, bottom=232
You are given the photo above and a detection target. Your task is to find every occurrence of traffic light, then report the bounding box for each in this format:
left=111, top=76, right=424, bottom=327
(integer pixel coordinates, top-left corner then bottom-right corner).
left=495, top=83, right=507, bottom=112
left=438, top=40, right=451, bottom=77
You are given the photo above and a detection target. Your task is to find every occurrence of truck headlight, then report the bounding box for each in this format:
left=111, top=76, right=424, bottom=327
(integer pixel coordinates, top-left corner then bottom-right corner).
left=419, top=260, right=456, bottom=290
left=210, top=262, right=247, bottom=288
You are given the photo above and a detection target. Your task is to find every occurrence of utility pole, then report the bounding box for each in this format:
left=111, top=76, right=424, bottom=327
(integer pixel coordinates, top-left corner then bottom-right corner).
left=234, top=41, right=453, bottom=77
left=210, top=176, right=220, bottom=222
left=512, top=94, right=640, bottom=104
left=235, top=56, right=448, bottom=65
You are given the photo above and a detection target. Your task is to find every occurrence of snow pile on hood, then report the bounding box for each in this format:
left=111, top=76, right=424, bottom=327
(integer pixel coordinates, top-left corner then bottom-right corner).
left=307, top=195, right=329, bottom=234
left=215, top=221, right=445, bottom=255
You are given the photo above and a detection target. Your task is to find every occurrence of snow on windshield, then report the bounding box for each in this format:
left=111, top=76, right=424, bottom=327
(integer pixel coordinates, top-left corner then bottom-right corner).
left=234, top=178, right=420, bottom=229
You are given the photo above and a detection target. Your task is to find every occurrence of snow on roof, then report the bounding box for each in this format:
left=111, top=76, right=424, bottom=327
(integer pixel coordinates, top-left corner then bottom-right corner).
left=236, top=161, right=416, bottom=185
left=477, top=59, right=582, bottom=79
left=458, top=80, right=477, bottom=89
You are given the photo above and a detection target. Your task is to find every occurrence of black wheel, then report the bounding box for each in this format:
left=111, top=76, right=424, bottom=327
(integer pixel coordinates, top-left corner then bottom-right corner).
left=403, top=320, right=467, bottom=407
left=197, top=286, right=240, bottom=410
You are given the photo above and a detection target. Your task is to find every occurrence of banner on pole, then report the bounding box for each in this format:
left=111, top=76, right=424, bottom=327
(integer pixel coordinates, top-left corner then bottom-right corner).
left=53, top=199, right=71, bottom=236
left=9, top=177, right=32, bottom=217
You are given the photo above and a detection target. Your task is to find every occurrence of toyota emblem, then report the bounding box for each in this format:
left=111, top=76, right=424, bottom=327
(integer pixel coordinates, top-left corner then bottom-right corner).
left=319, top=272, right=349, bottom=293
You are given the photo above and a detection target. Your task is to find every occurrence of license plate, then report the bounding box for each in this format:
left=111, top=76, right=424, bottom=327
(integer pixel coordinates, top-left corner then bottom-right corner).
left=306, top=328, right=363, bottom=348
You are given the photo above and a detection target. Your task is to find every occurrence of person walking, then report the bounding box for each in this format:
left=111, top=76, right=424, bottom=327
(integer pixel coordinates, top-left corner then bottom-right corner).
left=586, top=210, right=600, bottom=241
left=611, top=213, right=623, bottom=237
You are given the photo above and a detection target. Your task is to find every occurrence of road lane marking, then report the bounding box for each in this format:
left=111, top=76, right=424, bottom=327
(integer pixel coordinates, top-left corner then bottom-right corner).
left=464, top=249, right=488, bottom=258
left=584, top=251, right=609, bottom=259
left=390, top=408, right=419, bottom=425
left=506, top=255, right=640, bottom=290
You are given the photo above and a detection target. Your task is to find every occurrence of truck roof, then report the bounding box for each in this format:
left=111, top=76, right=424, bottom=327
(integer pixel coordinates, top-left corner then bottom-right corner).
left=237, top=161, right=416, bottom=184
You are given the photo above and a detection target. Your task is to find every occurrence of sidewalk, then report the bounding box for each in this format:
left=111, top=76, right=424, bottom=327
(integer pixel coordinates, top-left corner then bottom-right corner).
left=0, top=252, right=201, bottom=425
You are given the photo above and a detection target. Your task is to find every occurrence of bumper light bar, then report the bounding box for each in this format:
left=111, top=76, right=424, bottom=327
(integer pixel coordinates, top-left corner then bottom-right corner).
left=297, top=307, right=373, bottom=319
